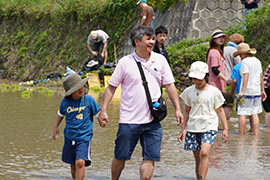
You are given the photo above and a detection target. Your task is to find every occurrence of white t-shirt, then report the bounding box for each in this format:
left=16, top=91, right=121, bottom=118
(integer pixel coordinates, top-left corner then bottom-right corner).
left=180, top=85, right=225, bottom=132
left=87, top=30, right=109, bottom=44
left=109, top=51, right=174, bottom=124
left=240, top=56, right=262, bottom=96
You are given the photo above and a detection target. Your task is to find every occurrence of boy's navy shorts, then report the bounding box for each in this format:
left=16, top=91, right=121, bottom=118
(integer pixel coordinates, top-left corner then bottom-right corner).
left=62, top=137, right=92, bottom=166
left=114, top=121, right=162, bottom=161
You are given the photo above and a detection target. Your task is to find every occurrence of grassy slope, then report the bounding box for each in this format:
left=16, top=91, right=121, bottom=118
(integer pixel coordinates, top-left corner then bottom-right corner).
left=0, top=0, right=269, bottom=91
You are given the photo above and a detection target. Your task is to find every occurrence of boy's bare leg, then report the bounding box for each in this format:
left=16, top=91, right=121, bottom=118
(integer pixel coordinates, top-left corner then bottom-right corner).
left=111, top=158, right=125, bottom=180
left=70, top=164, right=76, bottom=179
left=250, top=114, right=260, bottom=135
left=265, top=112, right=270, bottom=128
left=223, top=106, right=233, bottom=121
left=75, top=159, right=85, bottom=180
left=140, top=160, right=154, bottom=180
left=249, top=116, right=253, bottom=133
left=238, top=115, right=247, bottom=135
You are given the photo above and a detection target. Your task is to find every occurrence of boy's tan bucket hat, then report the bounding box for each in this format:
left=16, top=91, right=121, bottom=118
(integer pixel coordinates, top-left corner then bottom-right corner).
left=63, top=73, right=89, bottom=97
left=233, top=42, right=257, bottom=57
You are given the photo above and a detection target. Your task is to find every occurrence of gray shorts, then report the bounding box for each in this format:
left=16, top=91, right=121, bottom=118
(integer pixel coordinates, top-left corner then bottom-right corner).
left=237, top=96, right=262, bottom=115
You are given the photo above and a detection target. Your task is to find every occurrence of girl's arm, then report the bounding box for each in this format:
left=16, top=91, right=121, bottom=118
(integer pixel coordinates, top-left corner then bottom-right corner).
left=216, top=106, right=228, bottom=143
left=178, top=105, right=191, bottom=142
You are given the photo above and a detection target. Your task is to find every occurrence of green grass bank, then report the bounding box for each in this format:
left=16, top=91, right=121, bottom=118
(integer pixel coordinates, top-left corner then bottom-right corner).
left=0, top=0, right=270, bottom=91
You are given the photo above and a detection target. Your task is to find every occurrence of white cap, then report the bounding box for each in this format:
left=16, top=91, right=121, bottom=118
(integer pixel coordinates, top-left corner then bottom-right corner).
left=188, top=61, right=209, bottom=80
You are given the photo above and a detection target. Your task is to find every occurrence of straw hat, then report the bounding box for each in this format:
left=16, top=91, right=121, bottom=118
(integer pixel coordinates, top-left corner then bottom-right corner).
left=188, top=61, right=209, bottom=80
left=233, top=43, right=257, bottom=57
left=90, top=31, right=98, bottom=40
left=210, top=30, right=230, bottom=46
left=63, top=73, right=89, bottom=97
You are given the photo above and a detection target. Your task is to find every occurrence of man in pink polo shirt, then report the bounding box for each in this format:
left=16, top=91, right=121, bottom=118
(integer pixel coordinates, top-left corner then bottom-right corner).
left=98, top=26, right=183, bottom=180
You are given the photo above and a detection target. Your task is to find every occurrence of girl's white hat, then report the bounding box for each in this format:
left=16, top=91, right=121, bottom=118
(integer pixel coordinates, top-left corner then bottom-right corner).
left=188, top=61, right=209, bottom=80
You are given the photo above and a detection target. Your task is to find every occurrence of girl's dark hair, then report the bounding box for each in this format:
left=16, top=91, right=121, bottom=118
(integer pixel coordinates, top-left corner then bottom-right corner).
left=189, top=73, right=209, bottom=82
left=206, top=39, right=225, bottom=60
left=204, top=73, right=209, bottom=83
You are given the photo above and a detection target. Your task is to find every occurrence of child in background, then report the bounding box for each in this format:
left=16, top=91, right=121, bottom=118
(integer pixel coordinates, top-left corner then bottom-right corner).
left=233, top=43, right=266, bottom=135
left=52, top=73, right=104, bottom=180
left=178, top=61, right=228, bottom=180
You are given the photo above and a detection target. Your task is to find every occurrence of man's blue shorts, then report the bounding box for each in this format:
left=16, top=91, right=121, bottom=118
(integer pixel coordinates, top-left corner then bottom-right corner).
left=184, top=130, right=217, bottom=151
left=62, top=137, right=92, bottom=166
left=114, top=121, right=162, bottom=161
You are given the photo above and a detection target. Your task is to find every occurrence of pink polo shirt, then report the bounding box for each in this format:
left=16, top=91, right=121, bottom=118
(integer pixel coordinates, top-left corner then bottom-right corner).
left=207, top=49, right=226, bottom=92
left=109, top=51, right=174, bottom=124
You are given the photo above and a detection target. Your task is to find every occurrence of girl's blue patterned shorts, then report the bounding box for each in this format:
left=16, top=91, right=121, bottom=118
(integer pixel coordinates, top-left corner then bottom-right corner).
left=184, top=130, right=217, bottom=151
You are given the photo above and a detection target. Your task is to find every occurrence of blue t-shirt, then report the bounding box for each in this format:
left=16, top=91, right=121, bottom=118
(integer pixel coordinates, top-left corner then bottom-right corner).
left=231, top=63, right=242, bottom=98
left=59, top=94, right=100, bottom=142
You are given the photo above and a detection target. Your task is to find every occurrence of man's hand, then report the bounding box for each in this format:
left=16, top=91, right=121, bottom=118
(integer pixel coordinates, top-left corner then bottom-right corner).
left=176, top=110, right=184, bottom=126
left=92, top=51, right=98, bottom=56
left=101, top=52, right=105, bottom=58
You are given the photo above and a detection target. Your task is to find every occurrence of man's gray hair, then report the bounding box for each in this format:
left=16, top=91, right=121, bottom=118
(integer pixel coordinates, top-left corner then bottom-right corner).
left=130, top=26, right=154, bottom=47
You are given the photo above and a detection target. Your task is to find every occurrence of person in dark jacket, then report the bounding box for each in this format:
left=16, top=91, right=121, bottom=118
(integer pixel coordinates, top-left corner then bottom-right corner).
left=153, top=26, right=170, bottom=65
left=241, top=0, right=260, bottom=29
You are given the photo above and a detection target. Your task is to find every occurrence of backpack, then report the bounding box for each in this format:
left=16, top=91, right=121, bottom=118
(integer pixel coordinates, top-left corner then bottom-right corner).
left=81, top=55, right=104, bottom=72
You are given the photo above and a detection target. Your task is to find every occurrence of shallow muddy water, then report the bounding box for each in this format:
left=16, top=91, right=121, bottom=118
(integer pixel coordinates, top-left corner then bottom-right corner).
left=0, top=89, right=270, bottom=180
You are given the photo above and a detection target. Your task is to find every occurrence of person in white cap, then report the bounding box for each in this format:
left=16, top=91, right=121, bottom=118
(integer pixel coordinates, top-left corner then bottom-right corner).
left=137, top=0, right=154, bottom=27
left=178, top=61, right=228, bottom=180
left=87, top=30, right=109, bottom=64
left=233, top=42, right=266, bottom=135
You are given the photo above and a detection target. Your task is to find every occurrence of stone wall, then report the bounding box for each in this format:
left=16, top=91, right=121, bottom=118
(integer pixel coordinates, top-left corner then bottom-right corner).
left=119, top=0, right=264, bottom=57
left=188, top=0, right=264, bottom=39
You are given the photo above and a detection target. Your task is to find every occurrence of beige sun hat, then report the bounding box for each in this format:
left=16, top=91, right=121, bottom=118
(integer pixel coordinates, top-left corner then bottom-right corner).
left=63, top=73, right=89, bottom=97
left=233, top=42, right=257, bottom=57
left=210, top=29, right=230, bottom=46
left=90, top=31, right=98, bottom=40
left=188, top=61, right=209, bottom=80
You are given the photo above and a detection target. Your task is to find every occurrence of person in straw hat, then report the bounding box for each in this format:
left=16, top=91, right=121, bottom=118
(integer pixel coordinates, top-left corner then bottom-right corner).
left=206, top=29, right=233, bottom=122
left=233, top=42, right=266, bottom=135
left=178, top=61, right=228, bottom=180
left=87, top=29, right=109, bottom=64
left=52, top=73, right=103, bottom=180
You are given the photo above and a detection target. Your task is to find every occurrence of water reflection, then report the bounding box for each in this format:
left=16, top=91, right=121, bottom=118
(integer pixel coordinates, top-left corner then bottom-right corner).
left=0, top=90, right=270, bottom=180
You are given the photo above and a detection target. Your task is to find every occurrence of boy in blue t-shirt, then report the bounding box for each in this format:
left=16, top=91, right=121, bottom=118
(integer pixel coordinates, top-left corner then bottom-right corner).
left=52, top=73, right=104, bottom=180
left=229, top=63, right=254, bottom=133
